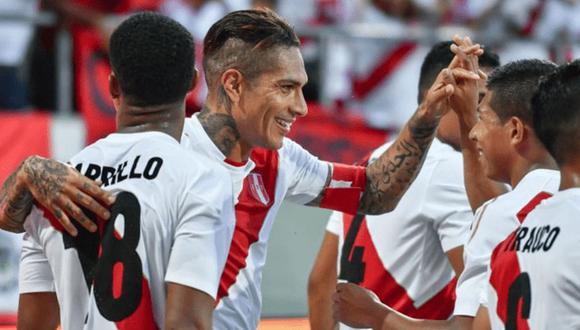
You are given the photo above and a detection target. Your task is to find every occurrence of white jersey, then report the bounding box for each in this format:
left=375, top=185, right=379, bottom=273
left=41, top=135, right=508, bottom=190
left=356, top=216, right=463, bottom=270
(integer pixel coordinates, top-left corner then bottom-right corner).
left=454, top=169, right=560, bottom=317
left=19, top=131, right=235, bottom=329
left=181, top=115, right=333, bottom=329
left=327, top=139, right=471, bottom=329
left=484, top=188, right=580, bottom=329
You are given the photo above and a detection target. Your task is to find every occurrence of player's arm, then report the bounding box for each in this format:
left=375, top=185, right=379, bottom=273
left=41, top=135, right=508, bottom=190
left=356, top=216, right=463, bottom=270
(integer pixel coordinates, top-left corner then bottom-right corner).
left=18, top=232, right=60, bottom=330
left=446, top=245, right=465, bottom=277
left=307, top=65, right=478, bottom=215
left=308, top=230, right=339, bottom=330
left=0, top=156, right=114, bottom=236
left=448, top=36, right=507, bottom=212
left=17, top=292, right=60, bottom=330
left=334, top=283, right=473, bottom=330
left=472, top=306, right=491, bottom=330
left=165, top=283, right=214, bottom=330
left=165, top=168, right=235, bottom=330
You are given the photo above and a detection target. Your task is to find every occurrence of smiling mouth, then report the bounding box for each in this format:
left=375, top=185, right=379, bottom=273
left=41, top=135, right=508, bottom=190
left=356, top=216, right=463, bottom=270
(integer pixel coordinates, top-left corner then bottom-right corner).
left=275, top=118, right=293, bottom=133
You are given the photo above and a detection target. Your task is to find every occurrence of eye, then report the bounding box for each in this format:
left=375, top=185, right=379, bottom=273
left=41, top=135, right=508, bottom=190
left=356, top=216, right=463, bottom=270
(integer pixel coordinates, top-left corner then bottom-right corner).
left=280, top=84, right=293, bottom=94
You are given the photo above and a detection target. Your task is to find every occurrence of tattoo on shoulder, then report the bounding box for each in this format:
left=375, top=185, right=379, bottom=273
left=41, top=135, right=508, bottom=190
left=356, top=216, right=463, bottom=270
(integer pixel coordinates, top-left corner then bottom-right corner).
left=198, top=107, right=240, bottom=157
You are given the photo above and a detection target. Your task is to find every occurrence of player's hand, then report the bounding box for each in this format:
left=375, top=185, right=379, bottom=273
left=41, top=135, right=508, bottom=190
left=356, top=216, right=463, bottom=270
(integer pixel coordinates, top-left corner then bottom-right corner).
left=20, top=156, right=115, bottom=236
left=332, top=282, right=389, bottom=329
left=448, top=35, right=486, bottom=123
left=416, top=65, right=479, bottom=124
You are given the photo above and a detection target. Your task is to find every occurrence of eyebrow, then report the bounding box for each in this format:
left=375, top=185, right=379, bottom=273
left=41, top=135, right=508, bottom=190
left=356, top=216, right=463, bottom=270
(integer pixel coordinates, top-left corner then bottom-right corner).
left=278, top=78, right=307, bottom=87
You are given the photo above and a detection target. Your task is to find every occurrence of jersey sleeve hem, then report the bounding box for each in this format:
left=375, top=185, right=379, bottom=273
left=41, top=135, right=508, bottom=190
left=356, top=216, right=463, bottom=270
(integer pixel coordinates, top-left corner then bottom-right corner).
left=19, top=280, right=56, bottom=294
left=164, top=277, right=217, bottom=300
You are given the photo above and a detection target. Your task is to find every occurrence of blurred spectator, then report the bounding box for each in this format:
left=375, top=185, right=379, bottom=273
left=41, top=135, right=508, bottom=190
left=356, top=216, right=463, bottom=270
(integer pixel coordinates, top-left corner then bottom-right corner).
left=0, top=0, right=39, bottom=110
left=44, top=0, right=161, bottom=142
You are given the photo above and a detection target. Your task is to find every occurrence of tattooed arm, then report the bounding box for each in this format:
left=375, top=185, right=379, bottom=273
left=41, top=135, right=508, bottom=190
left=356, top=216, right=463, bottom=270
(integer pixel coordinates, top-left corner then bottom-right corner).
left=0, top=156, right=114, bottom=236
left=357, top=66, right=478, bottom=215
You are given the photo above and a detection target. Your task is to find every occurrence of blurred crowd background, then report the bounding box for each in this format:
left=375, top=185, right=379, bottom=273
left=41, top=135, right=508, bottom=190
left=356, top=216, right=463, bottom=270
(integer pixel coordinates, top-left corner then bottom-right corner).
left=1, top=0, right=580, bottom=325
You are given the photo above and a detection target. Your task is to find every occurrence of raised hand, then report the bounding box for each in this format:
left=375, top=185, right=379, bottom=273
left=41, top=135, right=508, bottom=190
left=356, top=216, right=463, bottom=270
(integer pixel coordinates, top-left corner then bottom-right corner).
left=448, top=35, right=487, bottom=124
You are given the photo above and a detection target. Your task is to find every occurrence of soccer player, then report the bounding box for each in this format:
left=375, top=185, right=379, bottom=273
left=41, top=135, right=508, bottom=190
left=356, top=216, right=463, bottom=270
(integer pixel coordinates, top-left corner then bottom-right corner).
left=0, top=9, right=477, bottom=329
left=333, top=59, right=560, bottom=330
left=307, top=41, right=500, bottom=330
left=12, top=12, right=235, bottom=329
left=475, top=60, right=580, bottom=329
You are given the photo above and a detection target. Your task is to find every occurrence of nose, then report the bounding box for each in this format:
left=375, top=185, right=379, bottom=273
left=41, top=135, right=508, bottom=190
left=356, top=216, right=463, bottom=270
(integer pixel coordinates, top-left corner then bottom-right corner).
left=292, top=89, right=308, bottom=117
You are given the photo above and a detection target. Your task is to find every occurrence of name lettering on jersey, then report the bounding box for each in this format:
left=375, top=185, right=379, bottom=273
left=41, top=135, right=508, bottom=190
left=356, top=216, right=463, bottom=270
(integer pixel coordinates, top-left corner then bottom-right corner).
left=504, top=225, right=560, bottom=253
left=74, top=156, right=163, bottom=186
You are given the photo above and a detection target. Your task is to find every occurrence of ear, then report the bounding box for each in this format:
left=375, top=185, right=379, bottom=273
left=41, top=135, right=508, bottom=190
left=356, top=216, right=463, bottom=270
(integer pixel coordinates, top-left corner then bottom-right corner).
left=220, top=68, right=244, bottom=104
left=508, top=116, right=526, bottom=146
left=188, top=67, right=199, bottom=92
left=109, top=72, right=121, bottom=111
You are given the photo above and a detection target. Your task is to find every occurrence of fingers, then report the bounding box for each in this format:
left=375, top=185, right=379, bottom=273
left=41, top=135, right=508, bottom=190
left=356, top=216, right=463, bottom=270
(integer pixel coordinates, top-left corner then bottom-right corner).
left=74, top=175, right=116, bottom=206
left=478, top=69, right=488, bottom=80
left=450, top=67, right=481, bottom=81
left=67, top=185, right=111, bottom=222
left=51, top=205, right=78, bottom=237
left=58, top=192, right=98, bottom=233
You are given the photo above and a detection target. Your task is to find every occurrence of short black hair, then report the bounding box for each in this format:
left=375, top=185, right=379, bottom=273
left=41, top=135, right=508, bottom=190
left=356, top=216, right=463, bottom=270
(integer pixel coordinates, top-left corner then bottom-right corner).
left=203, top=8, right=300, bottom=89
left=417, top=41, right=500, bottom=103
left=486, top=59, right=557, bottom=126
left=532, top=60, right=580, bottom=165
left=109, top=12, right=195, bottom=106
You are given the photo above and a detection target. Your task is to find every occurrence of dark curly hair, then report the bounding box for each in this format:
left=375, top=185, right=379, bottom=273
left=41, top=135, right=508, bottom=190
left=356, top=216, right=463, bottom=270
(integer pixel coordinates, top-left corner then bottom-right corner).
left=109, top=11, right=195, bottom=106
left=532, top=60, right=580, bottom=164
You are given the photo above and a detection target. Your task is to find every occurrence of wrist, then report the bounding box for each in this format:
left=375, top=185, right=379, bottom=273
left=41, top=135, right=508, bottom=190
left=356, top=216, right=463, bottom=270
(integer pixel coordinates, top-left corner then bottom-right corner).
left=369, top=302, right=390, bottom=330
left=415, top=102, right=444, bottom=126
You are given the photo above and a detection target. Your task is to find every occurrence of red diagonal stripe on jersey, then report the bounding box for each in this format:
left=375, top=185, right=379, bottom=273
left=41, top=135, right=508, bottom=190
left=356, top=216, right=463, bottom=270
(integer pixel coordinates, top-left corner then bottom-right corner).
left=352, top=42, right=417, bottom=100
left=342, top=214, right=456, bottom=319
left=489, top=191, right=552, bottom=329
left=516, top=192, right=552, bottom=223
left=217, top=148, right=279, bottom=301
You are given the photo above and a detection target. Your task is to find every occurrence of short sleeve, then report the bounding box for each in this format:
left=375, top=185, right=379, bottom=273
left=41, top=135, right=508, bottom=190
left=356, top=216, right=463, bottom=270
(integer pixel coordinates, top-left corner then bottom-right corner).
left=423, top=160, right=472, bottom=252
left=282, top=139, right=330, bottom=205
left=479, top=266, right=492, bottom=307
left=164, top=172, right=235, bottom=299
left=326, top=211, right=343, bottom=236
left=453, top=252, right=489, bottom=316
left=19, top=232, right=55, bottom=294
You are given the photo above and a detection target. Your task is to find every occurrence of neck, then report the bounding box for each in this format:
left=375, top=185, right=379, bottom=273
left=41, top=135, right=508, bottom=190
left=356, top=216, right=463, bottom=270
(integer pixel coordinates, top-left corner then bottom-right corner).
left=509, top=151, right=558, bottom=188
left=558, top=158, right=580, bottom=190
left=197, top=102, right=251, bottom=162
left=116, top=100, right=185, bottom=141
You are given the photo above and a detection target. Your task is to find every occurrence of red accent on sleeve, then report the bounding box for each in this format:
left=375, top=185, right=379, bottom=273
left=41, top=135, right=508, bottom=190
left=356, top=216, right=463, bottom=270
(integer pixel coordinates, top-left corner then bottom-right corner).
left=319, top=163, right=367, bottom=214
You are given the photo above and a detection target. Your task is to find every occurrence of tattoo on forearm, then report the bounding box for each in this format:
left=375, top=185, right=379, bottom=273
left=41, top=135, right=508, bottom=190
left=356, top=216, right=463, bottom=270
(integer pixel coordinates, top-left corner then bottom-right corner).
left=359, top=112, right=439, bottom=214
left=0, top=165, right=33, bottom=232
left=198, top=107, right=240, bottom=157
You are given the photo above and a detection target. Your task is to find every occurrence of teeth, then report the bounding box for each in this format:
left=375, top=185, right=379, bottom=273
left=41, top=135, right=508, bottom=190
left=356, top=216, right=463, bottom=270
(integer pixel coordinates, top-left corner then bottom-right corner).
left=276, top=119, right=291, bottom=130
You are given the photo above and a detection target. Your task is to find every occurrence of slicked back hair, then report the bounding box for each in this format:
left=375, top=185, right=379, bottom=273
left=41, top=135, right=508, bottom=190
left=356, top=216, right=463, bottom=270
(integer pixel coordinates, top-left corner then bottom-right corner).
left=203, top=9, right=300, bottom=95
left=109, top=12, right=195, bottom=106
left=532, top=60, right=580, bottom=164
left=417, top=41, right=500, bottom=104
left=486, top=59, right=557, bottom=126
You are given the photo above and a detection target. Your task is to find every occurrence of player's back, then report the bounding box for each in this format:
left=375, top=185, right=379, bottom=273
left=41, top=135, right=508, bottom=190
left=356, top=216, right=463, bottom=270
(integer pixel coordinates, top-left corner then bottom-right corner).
left=23, top=131, right=235, bottom=329
left=487, top=188, right=580, bottom=329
